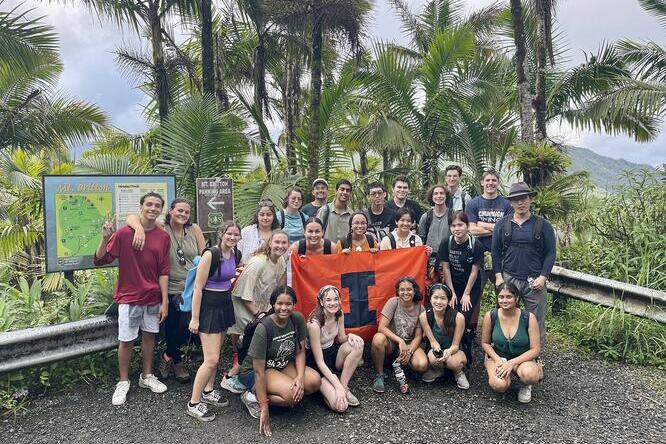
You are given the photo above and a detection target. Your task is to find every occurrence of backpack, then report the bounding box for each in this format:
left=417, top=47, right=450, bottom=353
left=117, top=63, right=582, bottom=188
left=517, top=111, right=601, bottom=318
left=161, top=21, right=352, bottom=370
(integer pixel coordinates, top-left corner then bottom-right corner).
left=237, top=312, right=302, bottom=363
left=489, top=308, right=530, bottom=332
left=339, top=234, right=376, bottom=251
left=178, top=245, right=241, bottom=312
left=388, top=232, right=416, bottom=249
left=277, top=210, right=307, bottom=231
left=319, top=203, right=332, bottom=231
left=499, top=215, right=545, bottom=263
left=297, top=239, right=332, bottom=255
left=422, top=208, right=449, bottom=242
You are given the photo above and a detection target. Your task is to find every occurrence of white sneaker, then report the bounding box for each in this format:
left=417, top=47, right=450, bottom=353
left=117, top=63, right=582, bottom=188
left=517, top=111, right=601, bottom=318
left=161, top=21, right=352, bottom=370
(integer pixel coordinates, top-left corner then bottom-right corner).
left=187, top=402, right=216, bottom=422
left=421, top=367, right=444, bottom=383
left=112, top=380, right=130, bottom=406
left=220, top=374, right=246, bottom=394
left=201, top=389, right=229, bottom=407
left=518, top=384, right=532, bottom=403
left=138, top=373, right=167, bottom=393
left=455, top=371, right=470, bottom=390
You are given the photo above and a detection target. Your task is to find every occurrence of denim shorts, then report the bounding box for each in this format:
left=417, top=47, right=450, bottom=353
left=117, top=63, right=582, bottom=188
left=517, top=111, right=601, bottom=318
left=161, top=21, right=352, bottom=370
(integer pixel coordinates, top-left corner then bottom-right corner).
left=118, top=303, right=160, bottom=342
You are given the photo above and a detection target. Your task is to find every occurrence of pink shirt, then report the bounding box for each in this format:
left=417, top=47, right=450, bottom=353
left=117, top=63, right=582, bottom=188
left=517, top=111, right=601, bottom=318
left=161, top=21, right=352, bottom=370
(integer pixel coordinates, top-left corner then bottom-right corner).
left=94, top=225, right=170, bottom=305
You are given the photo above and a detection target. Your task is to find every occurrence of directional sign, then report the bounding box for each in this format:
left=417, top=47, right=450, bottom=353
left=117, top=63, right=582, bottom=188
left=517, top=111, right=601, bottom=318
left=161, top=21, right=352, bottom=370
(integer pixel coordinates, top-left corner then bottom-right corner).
left=196, top=177, right=234, bottom=233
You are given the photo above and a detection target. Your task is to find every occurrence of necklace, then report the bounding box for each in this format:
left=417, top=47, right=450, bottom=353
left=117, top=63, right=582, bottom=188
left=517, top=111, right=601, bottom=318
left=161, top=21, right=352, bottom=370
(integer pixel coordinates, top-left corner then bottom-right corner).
left=171, top=226, right=187, bottom=266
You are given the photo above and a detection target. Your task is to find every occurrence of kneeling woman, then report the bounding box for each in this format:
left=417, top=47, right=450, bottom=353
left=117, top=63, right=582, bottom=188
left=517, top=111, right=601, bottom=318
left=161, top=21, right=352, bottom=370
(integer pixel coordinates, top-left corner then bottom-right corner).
left=481, top=282, right=543, bottom=403
left=238, top=286, right=321, bottom=437
left=418, top=284, right=469, bottom=389
left=306, top=285, right=364, bottom=412
left=371, top=277, right=428, bottom=394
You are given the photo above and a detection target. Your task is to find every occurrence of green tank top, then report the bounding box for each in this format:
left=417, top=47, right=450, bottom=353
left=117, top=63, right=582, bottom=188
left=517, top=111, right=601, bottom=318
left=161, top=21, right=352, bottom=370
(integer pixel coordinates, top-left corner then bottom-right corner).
left=432, top=322, right=453, bottom=349
left=492, top=310, right=530, bottom=359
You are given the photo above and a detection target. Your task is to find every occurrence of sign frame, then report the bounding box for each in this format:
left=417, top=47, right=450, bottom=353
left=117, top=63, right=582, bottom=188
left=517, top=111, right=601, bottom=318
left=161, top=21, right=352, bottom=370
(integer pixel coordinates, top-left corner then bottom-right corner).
left=195, top=177, right=234, bottom=233
left=42, top=174, right=176, bottom=273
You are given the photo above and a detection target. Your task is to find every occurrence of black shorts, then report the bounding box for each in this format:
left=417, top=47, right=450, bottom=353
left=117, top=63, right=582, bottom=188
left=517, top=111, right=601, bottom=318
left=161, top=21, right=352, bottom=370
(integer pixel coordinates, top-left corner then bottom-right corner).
left=198, top=289, right=235, bottom=334
left=306, top=344, right=340, bottom=375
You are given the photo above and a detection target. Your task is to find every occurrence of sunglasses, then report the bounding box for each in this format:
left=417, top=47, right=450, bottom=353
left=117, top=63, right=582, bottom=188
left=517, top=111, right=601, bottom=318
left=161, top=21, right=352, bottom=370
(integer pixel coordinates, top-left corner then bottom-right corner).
left=176, top=248, right=186, bottom=266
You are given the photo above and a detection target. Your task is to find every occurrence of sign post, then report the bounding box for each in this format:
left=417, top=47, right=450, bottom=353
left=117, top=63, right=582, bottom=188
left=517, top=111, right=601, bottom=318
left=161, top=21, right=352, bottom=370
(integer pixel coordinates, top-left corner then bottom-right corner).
left=196, top=177, right=234, bottom=233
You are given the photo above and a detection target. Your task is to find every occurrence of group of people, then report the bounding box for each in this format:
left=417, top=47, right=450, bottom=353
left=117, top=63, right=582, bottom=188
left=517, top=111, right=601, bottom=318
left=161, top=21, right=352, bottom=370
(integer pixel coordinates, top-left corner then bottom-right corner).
left=93, top=166, right=556, bottom=436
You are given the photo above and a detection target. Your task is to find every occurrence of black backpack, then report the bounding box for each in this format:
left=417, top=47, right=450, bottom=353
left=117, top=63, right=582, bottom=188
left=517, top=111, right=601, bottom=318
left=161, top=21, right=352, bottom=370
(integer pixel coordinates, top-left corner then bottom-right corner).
left=499, top=215, right=545, bottom=261
left=297, top=239, right=332, bottom=255
left=388, top=232, right=416, bottom=249
left=206, top=245, right=242, bottom=278
left=339, top=234, right=376, bottom=250
left=277, top=210, right=307, bottom=231
left=237, top=312, right=302, bottom=363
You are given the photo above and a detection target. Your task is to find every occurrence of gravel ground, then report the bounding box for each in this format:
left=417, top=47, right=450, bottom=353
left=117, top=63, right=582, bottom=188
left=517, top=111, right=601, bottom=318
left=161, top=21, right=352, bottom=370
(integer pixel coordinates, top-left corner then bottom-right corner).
left=2, top=343, right=665, bottom=444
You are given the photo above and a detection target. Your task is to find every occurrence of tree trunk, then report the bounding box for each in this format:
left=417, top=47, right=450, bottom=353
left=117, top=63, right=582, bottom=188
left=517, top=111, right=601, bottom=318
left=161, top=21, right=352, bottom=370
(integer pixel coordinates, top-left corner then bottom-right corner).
left=201, top=0, right=215, bottom=96
left=359, top=149, right=368, bottom=177
left=307, top=8, right=323, bottom=187
left=254, top=31, right=271, bottom=174
left=381, top=148, right=390, bottom=172
left=214, top=34, right=230, bottom=111
left=284, top=53, right=300, bottom=174
left=534, top=0, right=548, bottom=141
left=149, top=1, right=169, bottom=122
left=510, top=0, right=534, bottom=143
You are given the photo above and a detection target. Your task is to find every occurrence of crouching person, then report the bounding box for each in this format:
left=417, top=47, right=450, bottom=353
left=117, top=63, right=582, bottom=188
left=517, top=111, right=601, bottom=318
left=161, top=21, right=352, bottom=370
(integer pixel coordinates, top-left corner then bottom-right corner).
left=238, top=286, right=321, bottom=436
left=481, top=282, right=543, bottom=403
left=306, top=285, right=364, bottom=412
left=94, top=192, right=170, bottom=406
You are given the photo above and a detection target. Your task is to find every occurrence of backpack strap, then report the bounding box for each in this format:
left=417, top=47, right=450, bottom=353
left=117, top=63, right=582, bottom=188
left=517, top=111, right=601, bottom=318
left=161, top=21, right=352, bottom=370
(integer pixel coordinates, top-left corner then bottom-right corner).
left=423, top=209, right=434, bottom=240
left=277, top=211, right=285, bottom=229
left=320, top=204, right=331, bottom=231
left=289, top=314, right=302, bottom=350
left=206, top=246, right=221, bottom=278
left=533, top=215, right=545, bottom=255
left=501, top=216, right=513, bottom=259
left=297, top=239, right=307, bottom=255
left=299, top=211, right=307, bottom=229
left=426, top=308, right=436, bottom=330
left=389, top=233, right=397, bottom=249
left=259, top=316, right=275, bottom=347
left=490, top=308, right=498, bottom=333
left=323, top=239, right=332, bottom=255
left=409, top=235, right=416, bottom=247
left=234, top=247, right=242, bottom=267
left=365, top=234, right=376, bottom=249
left=461, top=191, right=467, bottom=212
left=339, top=237, right=350, bottom=250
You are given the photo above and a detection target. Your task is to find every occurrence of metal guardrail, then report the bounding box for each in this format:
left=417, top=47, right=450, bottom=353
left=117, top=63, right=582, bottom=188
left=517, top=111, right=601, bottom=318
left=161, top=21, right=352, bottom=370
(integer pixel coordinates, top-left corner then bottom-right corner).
left=0, top=267, right=665, bottom=374
left=548, top=266, right=666, bottom=324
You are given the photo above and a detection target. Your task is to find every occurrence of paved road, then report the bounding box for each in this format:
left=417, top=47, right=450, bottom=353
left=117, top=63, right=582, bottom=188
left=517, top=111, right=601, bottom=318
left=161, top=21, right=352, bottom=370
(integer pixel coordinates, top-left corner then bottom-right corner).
left=2, top=344, right=665, bottom=444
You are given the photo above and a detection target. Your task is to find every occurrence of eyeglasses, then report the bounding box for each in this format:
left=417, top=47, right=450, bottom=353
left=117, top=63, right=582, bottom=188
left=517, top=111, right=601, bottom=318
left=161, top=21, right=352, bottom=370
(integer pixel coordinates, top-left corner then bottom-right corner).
left=352, top=222, right=367, bottom=226
left=258, top=199, right=275, bottom=208
left=368, top=191, right=384, bottom=197
left=176, top=248, right=186, bottom=266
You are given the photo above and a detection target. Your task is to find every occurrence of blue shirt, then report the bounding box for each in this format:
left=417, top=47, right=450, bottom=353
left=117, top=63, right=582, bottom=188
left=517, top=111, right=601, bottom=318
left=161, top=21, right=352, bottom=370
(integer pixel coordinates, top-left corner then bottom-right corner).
left=491, top=215, right=557, bottom=279
left=466, top=195, right=513, bottom=251
left=277, top=211, right=306, bottom=244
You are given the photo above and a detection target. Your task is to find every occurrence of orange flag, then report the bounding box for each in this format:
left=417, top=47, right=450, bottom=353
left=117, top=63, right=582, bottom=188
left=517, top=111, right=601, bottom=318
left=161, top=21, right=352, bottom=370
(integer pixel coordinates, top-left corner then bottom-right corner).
left=291, top=247, right=427, bottom=341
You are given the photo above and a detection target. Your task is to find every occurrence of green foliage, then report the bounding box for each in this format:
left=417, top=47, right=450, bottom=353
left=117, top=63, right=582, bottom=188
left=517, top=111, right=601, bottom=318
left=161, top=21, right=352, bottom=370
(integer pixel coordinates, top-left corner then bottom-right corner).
left=550, top=301, right=666, bottom=369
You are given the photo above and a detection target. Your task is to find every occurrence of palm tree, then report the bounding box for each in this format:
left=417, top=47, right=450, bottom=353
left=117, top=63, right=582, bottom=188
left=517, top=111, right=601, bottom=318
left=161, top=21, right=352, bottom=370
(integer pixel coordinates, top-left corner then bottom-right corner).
left=200, top=0, right=214, bottom=95
left=78, top=0, right=196, bottom=123
left=509, top=0, right=534, bottom=143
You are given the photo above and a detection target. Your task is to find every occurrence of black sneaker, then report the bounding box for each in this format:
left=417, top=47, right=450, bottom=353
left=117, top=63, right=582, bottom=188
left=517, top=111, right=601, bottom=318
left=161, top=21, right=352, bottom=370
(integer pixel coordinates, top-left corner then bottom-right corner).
left=201, top=389, right=229, bottom=407
left=187, top=402, right=216, bottom=422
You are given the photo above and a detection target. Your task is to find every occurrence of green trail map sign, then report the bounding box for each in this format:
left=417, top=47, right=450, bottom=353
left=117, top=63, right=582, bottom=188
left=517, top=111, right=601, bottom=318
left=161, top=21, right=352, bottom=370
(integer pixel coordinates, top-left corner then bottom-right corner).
left=43, top=175, right=176, bottom=273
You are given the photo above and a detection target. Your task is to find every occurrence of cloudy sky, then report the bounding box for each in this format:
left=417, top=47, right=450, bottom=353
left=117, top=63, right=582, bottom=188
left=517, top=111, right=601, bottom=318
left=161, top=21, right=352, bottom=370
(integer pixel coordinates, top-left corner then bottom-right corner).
left=8, top=0, right=666, bottom=166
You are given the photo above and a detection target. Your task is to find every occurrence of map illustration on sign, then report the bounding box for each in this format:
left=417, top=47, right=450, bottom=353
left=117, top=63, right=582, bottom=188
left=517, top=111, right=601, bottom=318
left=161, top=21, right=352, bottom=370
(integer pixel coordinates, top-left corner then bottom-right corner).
left=55, top=193, right=113, bottom=259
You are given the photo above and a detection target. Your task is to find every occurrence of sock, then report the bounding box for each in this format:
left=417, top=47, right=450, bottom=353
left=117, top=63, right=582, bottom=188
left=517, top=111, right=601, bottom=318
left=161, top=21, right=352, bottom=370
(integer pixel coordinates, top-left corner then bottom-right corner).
left=246, top=391, right=257, bottom=403
left=203, top=389, right=213, bottom=395
left=189, top=402, right=198, bottom=407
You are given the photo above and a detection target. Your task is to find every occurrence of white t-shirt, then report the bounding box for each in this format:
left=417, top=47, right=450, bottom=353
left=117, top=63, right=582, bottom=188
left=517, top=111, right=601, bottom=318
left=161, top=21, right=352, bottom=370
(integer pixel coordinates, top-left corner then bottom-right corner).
left=379, top=229, right=423, bottom=250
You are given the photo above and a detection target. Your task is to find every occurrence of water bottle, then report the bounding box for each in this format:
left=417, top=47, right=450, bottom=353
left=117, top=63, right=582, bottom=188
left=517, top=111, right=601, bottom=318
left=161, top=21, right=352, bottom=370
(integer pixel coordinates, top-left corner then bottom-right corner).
left=392, top=359, right=406, bottom=386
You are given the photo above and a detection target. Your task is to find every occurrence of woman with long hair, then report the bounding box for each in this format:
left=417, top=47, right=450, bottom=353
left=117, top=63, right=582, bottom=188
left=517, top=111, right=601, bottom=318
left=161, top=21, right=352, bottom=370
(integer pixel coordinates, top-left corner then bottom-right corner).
left=481, top=282, right=543, bottom=403
left=370, top=276, right=428, bottom=394
left=238, top=199, right=279, bottom=264
left=221, top=230, right=290, bottom=394
left=186, top=221, right=242, bottom=421
left=126, top=198, right=206, bottom=384
left=306, top=285, right=364, bottom=412
left=337, top=211, right=378, bottom=253
left=418, top=284, right=469, bottom=389
left=238, top=286, right=322, bottom=437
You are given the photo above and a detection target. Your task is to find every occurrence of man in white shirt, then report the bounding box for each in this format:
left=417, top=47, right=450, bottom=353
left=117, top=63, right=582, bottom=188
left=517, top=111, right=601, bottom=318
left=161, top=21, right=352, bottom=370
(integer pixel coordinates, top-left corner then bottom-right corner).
left=445, top=165, right=472, bottom=212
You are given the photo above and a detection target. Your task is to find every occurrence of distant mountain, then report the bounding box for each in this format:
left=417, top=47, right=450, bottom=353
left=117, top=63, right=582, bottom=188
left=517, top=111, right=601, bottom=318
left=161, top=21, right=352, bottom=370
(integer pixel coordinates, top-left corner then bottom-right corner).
left=564, top=146, right=659, bottom=191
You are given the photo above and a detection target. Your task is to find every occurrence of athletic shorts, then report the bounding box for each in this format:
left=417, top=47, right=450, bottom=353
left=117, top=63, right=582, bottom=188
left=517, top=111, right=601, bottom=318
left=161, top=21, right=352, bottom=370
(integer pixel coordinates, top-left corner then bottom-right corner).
left=118, top=303, right=160, bottom=342
left=306, top=344, right=340, bottom=375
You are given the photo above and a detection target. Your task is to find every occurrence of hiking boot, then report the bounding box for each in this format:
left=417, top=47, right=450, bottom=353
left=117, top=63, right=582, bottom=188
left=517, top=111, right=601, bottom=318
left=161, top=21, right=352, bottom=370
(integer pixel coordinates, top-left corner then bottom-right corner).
left=455, top=371, right=470, bottom=390
left=173, top=362, right=190, bottom=383
left=112, top=380, right=130, bottom=406
left=372, top=374, right=385, bottom=393
left=518, top=384, right=533, bottom=403
left=138, top=373, right=167, bottom=393
left=220, top=374, right=246, bottom=394
left=346, top=389, right=360, bottom=407
left=187, top=402, right=216, bottom=422
left=201, top=389, right=229, bottom=407
left=421, top=367, right=445, bottom=383
left=241, top=391, right=261, bottom=419
left=158, top=354, right=173, bottom=379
